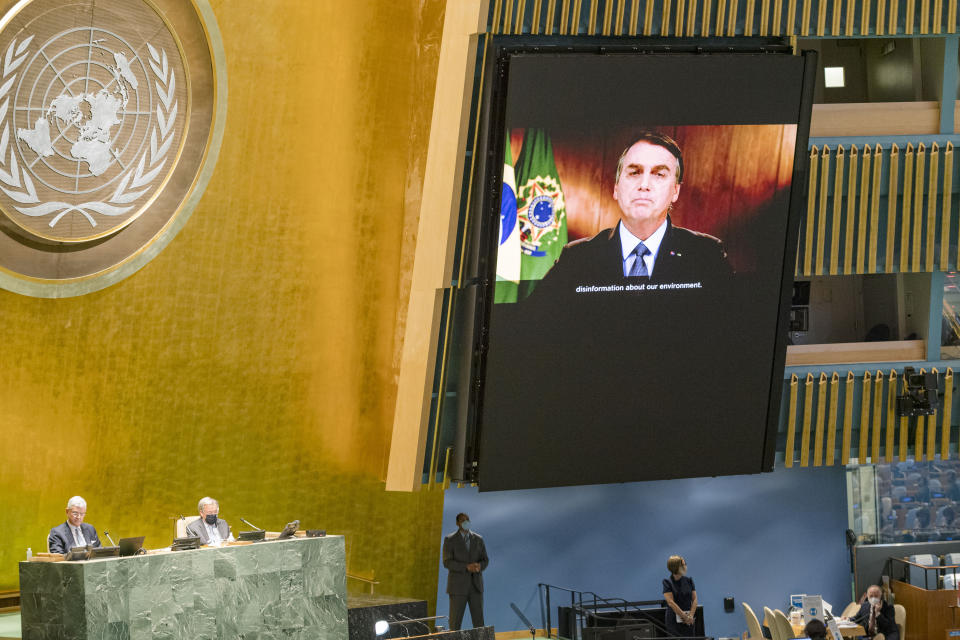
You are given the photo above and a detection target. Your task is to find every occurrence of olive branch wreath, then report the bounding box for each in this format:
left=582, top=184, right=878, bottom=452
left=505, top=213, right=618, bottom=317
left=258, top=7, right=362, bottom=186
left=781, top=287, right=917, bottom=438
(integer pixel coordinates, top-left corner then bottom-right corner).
left=0, top=37, right=178, bottom=229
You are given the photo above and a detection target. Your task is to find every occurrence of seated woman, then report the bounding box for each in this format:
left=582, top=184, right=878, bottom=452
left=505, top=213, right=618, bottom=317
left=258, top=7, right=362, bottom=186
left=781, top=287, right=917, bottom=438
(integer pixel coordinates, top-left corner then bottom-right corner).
left=803, top=619, right=827, bottom=640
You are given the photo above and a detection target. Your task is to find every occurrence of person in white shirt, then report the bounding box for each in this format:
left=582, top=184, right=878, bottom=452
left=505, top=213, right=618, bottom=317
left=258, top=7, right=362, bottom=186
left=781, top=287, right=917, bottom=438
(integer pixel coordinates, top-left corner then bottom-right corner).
left=184, top=496, right=234, bottom=546
left=47, top=496, right=102, bottom=554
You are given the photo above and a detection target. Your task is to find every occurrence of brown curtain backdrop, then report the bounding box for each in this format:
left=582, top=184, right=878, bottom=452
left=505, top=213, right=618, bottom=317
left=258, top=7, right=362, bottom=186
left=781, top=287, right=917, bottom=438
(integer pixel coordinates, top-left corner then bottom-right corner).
left=0, top=0, right=446, bottom=600
left=511, top=124, right=797, bottom=273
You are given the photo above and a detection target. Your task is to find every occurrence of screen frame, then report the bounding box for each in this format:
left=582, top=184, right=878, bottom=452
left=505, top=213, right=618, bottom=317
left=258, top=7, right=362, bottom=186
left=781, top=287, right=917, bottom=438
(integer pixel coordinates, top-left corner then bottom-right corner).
left=463, top=36, right=818, bottom=488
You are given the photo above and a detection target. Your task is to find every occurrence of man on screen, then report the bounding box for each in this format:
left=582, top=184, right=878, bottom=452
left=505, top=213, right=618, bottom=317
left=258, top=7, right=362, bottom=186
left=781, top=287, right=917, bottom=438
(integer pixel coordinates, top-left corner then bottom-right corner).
left=534, top=131, right=731, bottom=296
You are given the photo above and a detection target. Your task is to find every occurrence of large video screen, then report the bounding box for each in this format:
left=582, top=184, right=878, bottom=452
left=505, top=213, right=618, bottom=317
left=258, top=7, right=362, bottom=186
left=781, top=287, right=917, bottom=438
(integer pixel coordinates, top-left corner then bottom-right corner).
left=474, top=50, right=814, bottom=490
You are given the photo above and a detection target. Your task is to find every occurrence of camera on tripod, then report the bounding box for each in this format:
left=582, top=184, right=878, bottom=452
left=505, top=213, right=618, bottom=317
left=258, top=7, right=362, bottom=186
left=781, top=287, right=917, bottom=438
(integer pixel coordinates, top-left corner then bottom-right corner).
left=895, top=367, right=939, bottom=417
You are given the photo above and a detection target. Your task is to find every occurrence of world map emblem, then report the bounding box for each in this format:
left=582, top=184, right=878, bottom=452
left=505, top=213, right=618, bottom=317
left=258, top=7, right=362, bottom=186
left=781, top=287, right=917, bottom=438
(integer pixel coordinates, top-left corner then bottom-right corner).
left=0, top=0, right=225, bottom=296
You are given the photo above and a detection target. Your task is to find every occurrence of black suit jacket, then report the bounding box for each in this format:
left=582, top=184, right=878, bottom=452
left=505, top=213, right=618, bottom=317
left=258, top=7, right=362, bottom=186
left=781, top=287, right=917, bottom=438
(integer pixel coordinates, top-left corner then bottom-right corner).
left=442, top=530, right=489, bottom=595
left=48, top=521, right=101, bottom=554
left=851, top=600, right=898, bottom=637
left=531, top=218, right=731, bottom=299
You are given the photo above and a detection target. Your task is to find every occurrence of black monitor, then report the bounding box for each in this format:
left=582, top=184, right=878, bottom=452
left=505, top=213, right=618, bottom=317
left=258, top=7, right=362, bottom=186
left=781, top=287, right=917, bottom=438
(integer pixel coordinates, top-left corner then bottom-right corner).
left=118, top=536, right=145, bottom=557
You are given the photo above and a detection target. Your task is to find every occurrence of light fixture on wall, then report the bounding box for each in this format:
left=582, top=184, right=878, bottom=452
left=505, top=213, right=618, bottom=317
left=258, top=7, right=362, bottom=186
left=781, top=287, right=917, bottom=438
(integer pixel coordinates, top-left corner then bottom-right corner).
left=824, top=66, right=846, bottom=88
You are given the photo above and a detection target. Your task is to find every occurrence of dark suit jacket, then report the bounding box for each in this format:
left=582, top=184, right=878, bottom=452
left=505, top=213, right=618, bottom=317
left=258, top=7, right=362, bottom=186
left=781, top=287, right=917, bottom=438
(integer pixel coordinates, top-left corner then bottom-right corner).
left=532, top=218, right=732, bottom=299
left=851, top=600, right=898, bottom=637
left=185, top=517, right=231, bottom=545
left=48, top=522, right=101, bottom=554
left=443, top=530, right=489, bottom=595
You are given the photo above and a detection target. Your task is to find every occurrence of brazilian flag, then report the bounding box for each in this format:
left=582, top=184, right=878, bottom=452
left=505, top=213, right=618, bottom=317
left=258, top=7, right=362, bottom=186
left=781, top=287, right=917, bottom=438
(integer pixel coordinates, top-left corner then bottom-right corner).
left=494, top=132, right=521, bottom=303
left=514, top=129, right=567, bottom=300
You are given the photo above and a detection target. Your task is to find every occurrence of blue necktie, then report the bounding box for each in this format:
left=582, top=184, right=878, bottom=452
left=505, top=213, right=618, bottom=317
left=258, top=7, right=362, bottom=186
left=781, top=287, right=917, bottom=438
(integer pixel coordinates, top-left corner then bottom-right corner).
left=627, top=242, right=650, bottom=277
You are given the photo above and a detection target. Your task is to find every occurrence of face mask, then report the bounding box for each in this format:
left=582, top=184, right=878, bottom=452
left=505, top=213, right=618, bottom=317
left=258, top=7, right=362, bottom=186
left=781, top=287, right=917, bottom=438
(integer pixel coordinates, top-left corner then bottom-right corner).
left=868, top=597, right=880, bottom=606
left=205, top=514, right=218, bottom=525
left=460, top=521, right=470, bottom=531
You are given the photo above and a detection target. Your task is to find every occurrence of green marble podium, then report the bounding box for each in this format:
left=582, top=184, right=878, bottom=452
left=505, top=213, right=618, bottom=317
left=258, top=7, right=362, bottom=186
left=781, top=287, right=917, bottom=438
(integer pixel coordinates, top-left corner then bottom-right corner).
left=19, top=535, right=347, bottom=640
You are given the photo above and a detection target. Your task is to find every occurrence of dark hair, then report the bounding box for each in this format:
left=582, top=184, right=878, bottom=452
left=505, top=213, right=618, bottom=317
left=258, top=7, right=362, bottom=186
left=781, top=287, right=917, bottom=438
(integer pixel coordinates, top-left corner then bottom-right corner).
left=456, top=512, right=469, bottom=524
left=615, top=131, right=684, bottom=184
left=803, top=619, right=827, bottom=640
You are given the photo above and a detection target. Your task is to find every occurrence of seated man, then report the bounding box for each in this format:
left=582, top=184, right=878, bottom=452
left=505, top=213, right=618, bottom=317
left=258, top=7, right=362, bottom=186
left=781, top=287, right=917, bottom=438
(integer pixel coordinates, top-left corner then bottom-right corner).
left=185, top=496, right=234, bottom=545
left=48, top=496, right=101, bottom=554
left=846, top=585, right=898, bottom=640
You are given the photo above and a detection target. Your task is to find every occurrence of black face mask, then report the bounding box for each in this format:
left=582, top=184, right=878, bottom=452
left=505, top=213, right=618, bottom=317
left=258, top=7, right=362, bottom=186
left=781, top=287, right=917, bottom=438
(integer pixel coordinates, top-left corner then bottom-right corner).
left=205, top=514, right=218, bottom=525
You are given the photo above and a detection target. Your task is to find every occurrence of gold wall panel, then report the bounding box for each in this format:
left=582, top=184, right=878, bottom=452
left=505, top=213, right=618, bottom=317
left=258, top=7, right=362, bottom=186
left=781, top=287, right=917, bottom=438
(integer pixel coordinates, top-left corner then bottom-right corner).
left=0, top=0, right=447, bottom=596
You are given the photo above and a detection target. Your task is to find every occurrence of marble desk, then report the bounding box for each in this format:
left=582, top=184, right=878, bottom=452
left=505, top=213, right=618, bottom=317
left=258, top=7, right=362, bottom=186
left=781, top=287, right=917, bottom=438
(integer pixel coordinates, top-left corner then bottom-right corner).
left=19, top=535, right=347, bottom=640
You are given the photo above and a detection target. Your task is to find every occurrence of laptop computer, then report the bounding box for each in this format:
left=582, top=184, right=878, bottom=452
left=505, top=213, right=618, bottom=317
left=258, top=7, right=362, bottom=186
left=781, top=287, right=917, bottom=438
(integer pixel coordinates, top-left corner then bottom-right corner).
left=118, top=536, right=145, bottom=557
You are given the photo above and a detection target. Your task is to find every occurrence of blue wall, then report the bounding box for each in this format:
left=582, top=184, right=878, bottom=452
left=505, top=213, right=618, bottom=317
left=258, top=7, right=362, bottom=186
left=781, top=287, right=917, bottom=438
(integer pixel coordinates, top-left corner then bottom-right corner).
left=437, top=466, right=851, bottom=639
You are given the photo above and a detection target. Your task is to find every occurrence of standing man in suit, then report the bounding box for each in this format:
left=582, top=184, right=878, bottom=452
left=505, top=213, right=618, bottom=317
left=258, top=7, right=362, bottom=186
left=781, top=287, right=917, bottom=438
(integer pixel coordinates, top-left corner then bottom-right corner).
left=443, top=513, right=489, bottom=630
left=185, top=496, right=234, bottom=546
left=845, top=585, right=899, bottom=640
left=533, top=131, right=731, bottom=297
left=48, top=496, right=102, bottom=554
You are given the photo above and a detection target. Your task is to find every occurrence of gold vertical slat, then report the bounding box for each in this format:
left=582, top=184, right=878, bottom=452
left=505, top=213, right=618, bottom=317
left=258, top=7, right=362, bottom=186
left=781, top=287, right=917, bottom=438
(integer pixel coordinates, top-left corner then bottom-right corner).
left=727, top=0, right=739, bottom=35
left=492, top=0, right=504, bottom=33
left=886, top=144, right=900, bottom=272
left=889, top=0, right=899, bottom=34
left=949, top=0, right=957, bottom=33
left=572, top=0, right=583, bottom=33
left=869, top=145, right=882, bottom=272
left=933, top=0, right=942, bottom=32
left=503, top=0, right=514, bottom=33
left=759, top=0, right=770, bottom=34
left=805, top=146, right=819, bottom=276
left=872, top=370, right=883, bottom=462
left=800, top=373, right=815, bottom=467
left=928, top=143, right=939, bottom=272
left=876, top=0, right=886, bottom=35
left=900, top=143, right=915, bottom=272
left=920, top=0, right=929, bottom=33
left=675, top=0, right=686, bottom=35
left=817, top=146, right=830, bottom=275
left=785, top=374, right=799, bottom=467
left=941, top=142, right=952, bottom=270
left=945, top=143, right=955, bottom=270
left=888, top=370, right=900, bottom=462
left=943, top=368, right=953, bottom=459
left=588, top=0, right=598, bottom=33
left=645, top=0, right=656, bottom=33
left=788, top=0, right=799, bottom=34
left=914, top=369, right=927, bottom=460
left=531, top=0, right=542, bottom=34
left=601, top=0, right=613, bottom=34
left=702, top=0, right=713, bottom=34
left=745, top=0, right=756, bottom=34
left=912, top=143, right=925, bottom=272
left=860, top=0, right=871, bottom=33
left=813, top=373, right=828, bottom=466
left=545, top=0, right=556, bottom=33
left=841, top=372, right=854, bottom=464
left=859, top=371, right=872, bottom=464
left=816, top=0, right=827, bottom=34
left=560, top=0, right=571, bottom=34
left=905, top=0, right=916, bottom=33
left=615, top=0, right=626, bottom=34
left=771, top=0, right=782, bottom=33
left=686, top=0, right=698, bottom=35
left=857, top=146, right=871, bottom=273
left=629, top=0, right=640, bottom=34
left=845, top=0, right=854, bottom=34
left=831, top=0, right=842, bottom=34
left=662, top=0, right=673, bottom=33
left=845, top=145, right=858, bottom=273
left=927, top=370, right=939, bottom=460
left=514, top=0, right=527, bottom=33
left=830, top=145, right=845, bottom=274
left=898, top=416, right=909, bottom=461
left=825, top=372, right=840, bottom=465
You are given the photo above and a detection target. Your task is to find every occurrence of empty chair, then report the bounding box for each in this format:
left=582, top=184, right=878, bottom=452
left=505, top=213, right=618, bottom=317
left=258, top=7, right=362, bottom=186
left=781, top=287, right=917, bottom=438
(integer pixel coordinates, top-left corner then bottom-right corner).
left=840, top=602, right=860, bottom=618
left=944, top=573, right=958, bottom=589
left=904, top=507, right=921, bottom=530
left=764, top=606, right=781, bottom=640
left=945, top=552, right=960, bottom=565
left=743, top=602, right=765, bottom=640
left=893, top=604, right=906, bottom=640
left=773, top=609, right=795, bottom=640
left=930, top=478, right=943, bottom=493
left=892, top=486, right=907, bottom=499
left=908, top=553, right=938, bottom=588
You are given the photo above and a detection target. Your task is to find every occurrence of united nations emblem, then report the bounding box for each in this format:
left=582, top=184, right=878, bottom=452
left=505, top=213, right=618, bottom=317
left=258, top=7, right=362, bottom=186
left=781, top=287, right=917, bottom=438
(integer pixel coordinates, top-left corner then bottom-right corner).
left=0, top=0, right=225, bottom=296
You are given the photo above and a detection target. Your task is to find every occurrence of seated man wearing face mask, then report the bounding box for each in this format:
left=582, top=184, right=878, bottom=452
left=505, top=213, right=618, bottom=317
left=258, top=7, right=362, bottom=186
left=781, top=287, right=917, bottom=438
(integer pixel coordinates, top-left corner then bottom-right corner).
left=185, top=496, right=234, bottom=546
left=846, top=585, right=898, bottom=640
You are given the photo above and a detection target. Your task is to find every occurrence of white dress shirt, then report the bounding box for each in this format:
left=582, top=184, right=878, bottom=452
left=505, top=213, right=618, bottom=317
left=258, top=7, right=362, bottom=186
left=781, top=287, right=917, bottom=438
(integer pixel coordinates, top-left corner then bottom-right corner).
left=204, top=521, right=224, bottom=545
left=619, top=219, right=668, bottom=277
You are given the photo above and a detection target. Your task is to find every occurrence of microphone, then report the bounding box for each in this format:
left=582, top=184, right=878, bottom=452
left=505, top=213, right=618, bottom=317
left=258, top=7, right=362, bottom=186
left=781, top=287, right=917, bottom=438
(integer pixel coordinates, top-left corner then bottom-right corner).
left=103, top=531, right=117, bottom=546
left=277, top=519, right=300, bottom=540
left=387, top=614, right=410, bottom=638
left=240, top=517, right=263, bottom=531
left=395, top=613, right=430, bottom=634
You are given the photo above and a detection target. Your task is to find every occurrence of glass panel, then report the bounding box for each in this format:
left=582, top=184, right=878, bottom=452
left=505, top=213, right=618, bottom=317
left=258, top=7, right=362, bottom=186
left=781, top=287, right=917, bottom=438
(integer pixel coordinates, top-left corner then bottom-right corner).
left=942, top=273, right=960, bottom=359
